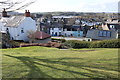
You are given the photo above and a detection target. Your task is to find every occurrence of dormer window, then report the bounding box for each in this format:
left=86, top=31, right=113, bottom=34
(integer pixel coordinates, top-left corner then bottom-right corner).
left=21, top=28, right=24, bottom=33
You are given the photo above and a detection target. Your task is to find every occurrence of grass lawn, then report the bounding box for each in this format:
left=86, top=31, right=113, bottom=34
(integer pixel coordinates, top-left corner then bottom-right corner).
left=1, top=46, right=119, bottom=79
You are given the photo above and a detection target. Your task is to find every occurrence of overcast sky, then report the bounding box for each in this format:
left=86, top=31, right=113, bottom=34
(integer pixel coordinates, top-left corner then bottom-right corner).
left=1, top=0, right=120, bottom=12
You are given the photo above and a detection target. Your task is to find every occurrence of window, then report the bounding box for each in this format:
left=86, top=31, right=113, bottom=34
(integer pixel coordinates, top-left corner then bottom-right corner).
left=6, top=28, right=9, bottom=33
left=6, top=28, right=8, bottom=31
left=21, top=28, right=24, bottom=33
left=107, top=31, right=111, bottom=37
left=99, top=31, right=111, bottom=37
left=59, top=32, right=61, bottom=36
left=59, top=28, right=62, bottom=30
left=55, top=32, right=57, bottom=36
left=78, top=34, right=80, bottom=36
left=52, top=32, right=54, bottom=35
left=12, top=37, right=14, bottom=40
left=88, top=39, right=90, bottom=41
left=65, top=33, right=67, bottom=37
left=103, top=31, right=107, bottom=37
left=110, top=25, right=115, bottom=28
left=99, top=31, right=103, bottom=37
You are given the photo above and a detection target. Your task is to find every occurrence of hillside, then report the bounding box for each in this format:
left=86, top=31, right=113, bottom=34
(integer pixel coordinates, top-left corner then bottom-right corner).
left=2, top=47, right=119, bottom=79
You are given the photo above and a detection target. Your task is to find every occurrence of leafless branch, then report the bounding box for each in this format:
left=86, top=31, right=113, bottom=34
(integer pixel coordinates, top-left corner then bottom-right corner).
left=8, top=1, right=35, bottom=12
left=0, top=0, right=36, bottom=12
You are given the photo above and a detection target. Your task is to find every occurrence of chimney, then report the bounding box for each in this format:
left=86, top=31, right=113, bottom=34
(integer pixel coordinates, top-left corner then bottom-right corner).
left=25, top=10, right=30, bottom=17
left=2, top=8, right=7, bottom=17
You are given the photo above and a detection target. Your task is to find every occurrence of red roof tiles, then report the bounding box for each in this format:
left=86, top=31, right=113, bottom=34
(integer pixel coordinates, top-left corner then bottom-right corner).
left=29, top=31, right=51, bottom=39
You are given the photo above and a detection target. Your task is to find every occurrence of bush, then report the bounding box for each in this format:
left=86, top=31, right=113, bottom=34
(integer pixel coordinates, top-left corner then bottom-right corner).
left=64, top=40, right=90, bottom=48
left=90, top=39, right=120, bottom=48
left=20, top=42, right=63, bottom=48
left=64, top=39, right=120, bottom=49
left=9, top=40, right=21, bottom=47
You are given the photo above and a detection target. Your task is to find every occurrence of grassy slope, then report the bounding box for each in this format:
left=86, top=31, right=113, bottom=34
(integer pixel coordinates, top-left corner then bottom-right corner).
left=2, top=47, right=119, bottom=79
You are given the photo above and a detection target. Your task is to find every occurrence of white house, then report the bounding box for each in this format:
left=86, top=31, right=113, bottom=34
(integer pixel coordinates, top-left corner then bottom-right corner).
left=50, top=27, right=63, bottom=36
left=0, top=9, right=37, bottom=42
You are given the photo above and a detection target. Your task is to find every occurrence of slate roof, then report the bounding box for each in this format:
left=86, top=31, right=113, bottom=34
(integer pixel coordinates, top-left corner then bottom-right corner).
left=52, top=16, right=74, bottom=19
left=106, top=20, right=119, bottom=24
left=4, top=16, right=25, bottom=27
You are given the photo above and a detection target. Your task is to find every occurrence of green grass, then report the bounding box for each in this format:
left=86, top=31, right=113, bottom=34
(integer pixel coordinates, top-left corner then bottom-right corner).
left=1, top=46, right=119, bottom=79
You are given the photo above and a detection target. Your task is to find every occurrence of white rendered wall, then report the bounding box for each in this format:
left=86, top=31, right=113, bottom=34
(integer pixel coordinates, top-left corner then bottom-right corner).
left=7, top=17, right=37, bottom=41
left=0, top=21, right=6, bottom=33
left=50, top=28, right=63, bottom=36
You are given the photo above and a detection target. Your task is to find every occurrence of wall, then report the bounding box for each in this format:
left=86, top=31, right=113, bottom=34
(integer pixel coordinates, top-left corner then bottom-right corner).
left=0, top=21, right=6, bottom=33
left=73, top=31, right=83, bottom=37
left=63, top=31, right=73, bottom=37
left=50, top=28, right=63, bottom=36
left=8, top=17, right=37, bottom=42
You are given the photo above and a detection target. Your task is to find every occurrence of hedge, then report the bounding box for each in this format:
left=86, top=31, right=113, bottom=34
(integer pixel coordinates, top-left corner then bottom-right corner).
left=52, top=38, right=66, bottom=43
left=64, top=39, right=120, bottom=48
left=64, top=40, right=90, bottom=48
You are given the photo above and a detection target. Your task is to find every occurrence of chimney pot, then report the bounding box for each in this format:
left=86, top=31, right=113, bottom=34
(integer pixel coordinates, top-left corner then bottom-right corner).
left=2, top=8, right=7, bottom=17
left=25, top=10, right=30, bottom=17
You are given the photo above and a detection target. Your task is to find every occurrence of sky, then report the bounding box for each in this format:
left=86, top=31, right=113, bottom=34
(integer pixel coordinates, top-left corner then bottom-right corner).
left=1, top=0, right=120, bottom=13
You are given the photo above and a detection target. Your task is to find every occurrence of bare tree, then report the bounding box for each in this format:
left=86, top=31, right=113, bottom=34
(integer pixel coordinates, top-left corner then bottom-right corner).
left=0, top=0, right=36, bottom=12
left=27, top=30, right=36, bottom=43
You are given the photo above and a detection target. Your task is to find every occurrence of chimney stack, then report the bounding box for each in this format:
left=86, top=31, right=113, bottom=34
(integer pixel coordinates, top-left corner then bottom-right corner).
left=2, top=8, right=8, bottom=17
left=25, top=10, right=30, bottom=17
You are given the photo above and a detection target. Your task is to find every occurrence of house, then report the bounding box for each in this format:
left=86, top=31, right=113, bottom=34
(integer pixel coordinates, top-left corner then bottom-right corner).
left=50, top=22, right=64, bottom=36
left=0, top=9, right=37, bottom=42
left=28, top=31, right=51, bottom=43
left=62, top=25, right=73, bottom=37
left=63, top=25, right=83, bottom=37
left=106, top=20, right=120, bottom=32
left=86, top=29, right=118, bottom=40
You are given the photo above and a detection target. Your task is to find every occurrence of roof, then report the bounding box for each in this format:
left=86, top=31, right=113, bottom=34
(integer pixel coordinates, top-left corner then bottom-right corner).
left=106, top=20, right=119, bottom=24
left=4, top=16, right=25, bottom=27
left=29, top=31, right=51, bottom=39
left=51, top=22, right=63, bottom=28
left=72, top=25, right=80, bottom=28
left=52, top=16, right=74, bottom=19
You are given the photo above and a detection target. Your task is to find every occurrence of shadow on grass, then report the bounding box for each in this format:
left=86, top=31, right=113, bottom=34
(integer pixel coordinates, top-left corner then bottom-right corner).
left=4, top=54, right=119, bottom=79
left=4, top=55, right=52, bottom=78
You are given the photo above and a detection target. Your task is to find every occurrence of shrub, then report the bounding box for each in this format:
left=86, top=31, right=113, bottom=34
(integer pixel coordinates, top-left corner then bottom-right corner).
left=90, top=39, right=120, bottom=48
left=20, top=42, right=63, bottom=48
left=52, top=38, right=66, bottom=43
left=9, top=40, right=21, bottom=47
left=64, top=39, right=120, bottom=48
left=64, top=40, right=90, bottom=48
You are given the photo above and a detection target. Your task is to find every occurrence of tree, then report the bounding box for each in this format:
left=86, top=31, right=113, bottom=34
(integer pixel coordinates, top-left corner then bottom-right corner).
left=1, top=32, right=11, bottom=48
left=27, top=30, right=36, bottom=43
left=0, top=0, right=36, bottom=12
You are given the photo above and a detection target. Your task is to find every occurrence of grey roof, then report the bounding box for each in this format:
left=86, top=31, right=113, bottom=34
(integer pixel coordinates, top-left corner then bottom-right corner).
left=51, top=22, right=64, bottom=28
left=5, top=16, right=25, bottom=27
left=86, top=29, right=118, bottom=40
